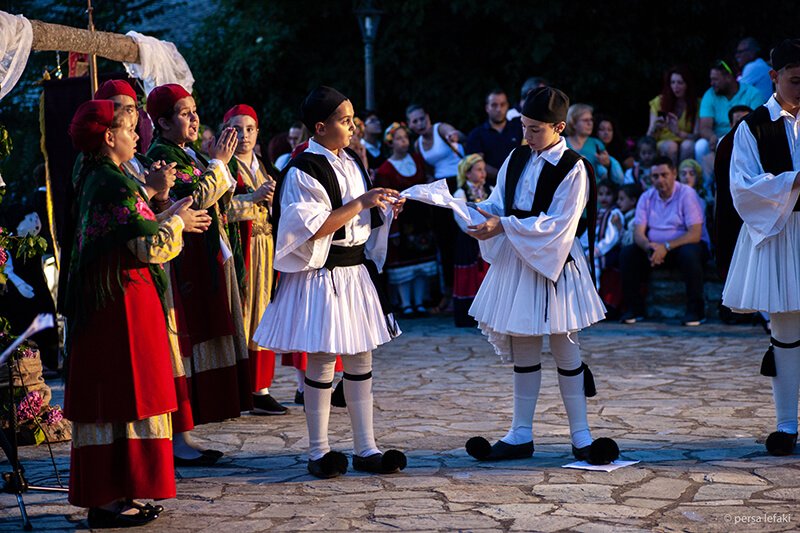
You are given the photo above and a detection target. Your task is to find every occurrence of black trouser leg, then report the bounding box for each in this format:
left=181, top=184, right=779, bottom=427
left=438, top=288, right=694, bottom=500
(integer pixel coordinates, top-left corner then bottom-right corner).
left=669, top=242, right=707, bottom=317
left=620, top=244, right=649, bottom=314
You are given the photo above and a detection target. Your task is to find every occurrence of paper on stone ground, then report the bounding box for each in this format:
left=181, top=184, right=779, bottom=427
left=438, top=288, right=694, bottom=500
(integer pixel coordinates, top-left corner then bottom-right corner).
left=562, top=459, right=640, bottom=472
left=399, top=180, right=485, bottom=227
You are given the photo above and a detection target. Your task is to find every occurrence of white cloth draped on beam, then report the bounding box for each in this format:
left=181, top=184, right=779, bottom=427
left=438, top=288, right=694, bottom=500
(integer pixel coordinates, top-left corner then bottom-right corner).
left=123, top=31, right=194, bottom=95
left=0, top=11, right=33, bottom=101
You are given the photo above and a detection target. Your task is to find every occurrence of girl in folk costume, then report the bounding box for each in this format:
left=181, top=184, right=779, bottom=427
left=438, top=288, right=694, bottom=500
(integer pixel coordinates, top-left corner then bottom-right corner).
left=63, top=100, right=210, bottom=527
left=452, top=154, right=492, bottom=327
left=581, top=179, right=623, bottom=291
left=92, top=80, right=203, bottom=458
left=463, top=87, right=620, bottom=465
left=146, top=84, right=252, bottom=464
left=374, top=122, right=438, bottom=318
left=223, top=104, right=288, bottom=415
left=254, top=87, right=406, bottom=478
left=722, top=39, right=800, bottom=456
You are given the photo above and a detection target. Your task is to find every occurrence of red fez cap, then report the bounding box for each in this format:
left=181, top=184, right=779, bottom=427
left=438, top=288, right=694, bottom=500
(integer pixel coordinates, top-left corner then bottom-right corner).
left=94, top=79, right=137, bottom=101
left=146, top=83, right=191, bottom=122
left=224, top=104, right=259, bottom=127
left=68, top=100, right=115, bottom=153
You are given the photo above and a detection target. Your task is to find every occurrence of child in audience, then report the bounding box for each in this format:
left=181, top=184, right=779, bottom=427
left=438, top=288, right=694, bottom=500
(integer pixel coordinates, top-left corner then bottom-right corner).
left=624, top=136, right=657, bottom=189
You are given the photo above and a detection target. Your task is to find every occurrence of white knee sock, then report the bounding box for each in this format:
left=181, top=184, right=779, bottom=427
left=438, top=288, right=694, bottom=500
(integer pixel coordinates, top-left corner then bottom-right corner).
left=502, top=336, right=543, bottom=445
left=551, top=333, right=593, bottom=449
left=343, top=352, right=381, bottom=457
left=305, top=353, right=336, bottom=460
left=770, top=313, right=800, bottom=434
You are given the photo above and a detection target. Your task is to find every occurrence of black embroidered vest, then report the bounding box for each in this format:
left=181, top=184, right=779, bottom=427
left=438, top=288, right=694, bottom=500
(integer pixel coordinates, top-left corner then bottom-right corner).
left=502, top=145, right=597, bottom=280
left=274, top=147, right=382, bottom=243
left=743, top=105, right=800, bottom=211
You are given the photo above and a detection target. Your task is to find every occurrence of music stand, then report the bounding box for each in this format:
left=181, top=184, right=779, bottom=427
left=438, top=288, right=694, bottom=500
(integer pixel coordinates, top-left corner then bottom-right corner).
left=0, top=314, right=68, bottom=530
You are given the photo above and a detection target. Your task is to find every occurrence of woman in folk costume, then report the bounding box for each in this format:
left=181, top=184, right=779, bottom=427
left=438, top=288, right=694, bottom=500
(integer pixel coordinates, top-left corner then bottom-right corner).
left=146, top=84, right=253, bottom=463
left=254, top=86, right=406, bottom=478
left=722, top=39, right=800, bottom=456
left=92, top=79, right=205, bottom=462
left=374, top=122, right=439, bottom=318
left=463, top=87, right=620, bottom=465
left=223, top=104, right=288, bottom=415
left=452, top=153, right=492, bottom=327
left=63, top=100, right=209, bottom=527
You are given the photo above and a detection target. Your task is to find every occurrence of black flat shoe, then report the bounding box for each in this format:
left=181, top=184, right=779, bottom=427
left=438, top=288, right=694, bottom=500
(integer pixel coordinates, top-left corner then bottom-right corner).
left=294, top=389, right=305, bottom=405
left=331, top=380, right=347, bottom=408
left=352, top=450, right=407, bottom=474
left=174, top=453, right=219, bottom=467
left=307, top=450, right=348, bottom=479
left=251, top=393, right=289, bottom=415
left=572, top=437, right=620, bottom=465
left=201, top=449, right=224, bottom=459
left=126, top=499, right=164, bottom=515
left=766, top=431, right=798, bottom=456
left=87, top=506, right=158, bottom=528
left=465, top=437, right=533, bottom=461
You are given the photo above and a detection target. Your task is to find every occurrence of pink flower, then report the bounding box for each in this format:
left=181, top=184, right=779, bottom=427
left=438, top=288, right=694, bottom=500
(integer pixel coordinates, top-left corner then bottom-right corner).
left=17, top=391, right=43, bottom=421
left=43, top=406, right=63, bottom=426
left=19, top=346, right=37, bottom=359
left=176, top=171, right=193, bottom=183
left=192, top=167, right=202, bottom=177
left=0, top=248, right=7, bottom=266
left=135, top=198, right=156, bottom=221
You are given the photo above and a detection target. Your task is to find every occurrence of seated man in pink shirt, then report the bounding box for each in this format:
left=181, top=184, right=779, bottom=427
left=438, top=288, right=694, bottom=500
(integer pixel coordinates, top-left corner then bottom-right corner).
left=619, top=156, right=710, bottom=326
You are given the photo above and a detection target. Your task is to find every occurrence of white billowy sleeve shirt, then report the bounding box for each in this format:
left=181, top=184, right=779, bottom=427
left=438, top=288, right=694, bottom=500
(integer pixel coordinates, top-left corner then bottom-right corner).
left=730, top=96, right=800, bottom=246
left=478, top=138, right=589, bottom=282
left=274, top=140, right=392, bottom=273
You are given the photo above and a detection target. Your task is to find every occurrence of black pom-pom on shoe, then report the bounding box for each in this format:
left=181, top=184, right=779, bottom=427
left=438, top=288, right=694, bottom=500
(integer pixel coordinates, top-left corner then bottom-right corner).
left=308, top=450, right=348, bottom=478
left=352, top=450, right=407, bottom=474
left=573, top=437, right=620, bottom=465
left=765, top=431, right=798, bottom=456
left=465, top=436, right=492, bottom=460
left=466, top=437, right=533, bottom=461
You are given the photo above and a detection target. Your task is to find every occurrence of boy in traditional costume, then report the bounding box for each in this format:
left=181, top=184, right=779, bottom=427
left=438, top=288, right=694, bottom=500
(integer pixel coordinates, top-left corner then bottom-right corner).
left=64, top=100, right=209, bottom=527
left=253, top=86, right=406, bottom=478
left=146, top=84, right=252, bottom=465
left=722, top=39, right=800, bottom=456
left=223, top=104, right=288, bottom=415
left=463, top=87, right=620, bottom=465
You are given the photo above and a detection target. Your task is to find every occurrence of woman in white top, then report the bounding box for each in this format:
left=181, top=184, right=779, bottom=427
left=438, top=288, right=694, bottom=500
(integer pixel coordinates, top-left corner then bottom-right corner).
left=406, top=104, right=465, bottom=305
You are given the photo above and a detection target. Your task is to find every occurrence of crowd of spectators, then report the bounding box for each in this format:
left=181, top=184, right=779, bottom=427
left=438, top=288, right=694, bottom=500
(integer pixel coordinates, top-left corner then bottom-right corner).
left=240, top=36, right=776, bottom=328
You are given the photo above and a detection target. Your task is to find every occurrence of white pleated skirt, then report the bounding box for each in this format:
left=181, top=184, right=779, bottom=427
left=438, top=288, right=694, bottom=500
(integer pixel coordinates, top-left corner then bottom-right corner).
left=252, top=264, right=399, bottom=355
left=470, top=238, right=606, bottom=358
left=722, top=212, right=800, bottom=314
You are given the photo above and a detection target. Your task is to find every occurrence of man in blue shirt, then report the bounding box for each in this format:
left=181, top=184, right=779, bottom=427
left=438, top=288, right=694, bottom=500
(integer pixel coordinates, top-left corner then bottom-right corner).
left=695, top=59, right=766, bottom=162
left=465, top=89, right=522, bottom=185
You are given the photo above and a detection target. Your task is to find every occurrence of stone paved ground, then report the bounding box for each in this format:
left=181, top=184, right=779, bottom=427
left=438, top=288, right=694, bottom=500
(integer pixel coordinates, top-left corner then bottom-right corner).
left=2, top=316, right=799, bottom=532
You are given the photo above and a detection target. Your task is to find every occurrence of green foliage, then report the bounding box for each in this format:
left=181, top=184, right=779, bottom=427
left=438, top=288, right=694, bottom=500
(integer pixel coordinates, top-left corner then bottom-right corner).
left=3, top=0, right=800, bottom=189
left=0, top=125, right=11, bottom=160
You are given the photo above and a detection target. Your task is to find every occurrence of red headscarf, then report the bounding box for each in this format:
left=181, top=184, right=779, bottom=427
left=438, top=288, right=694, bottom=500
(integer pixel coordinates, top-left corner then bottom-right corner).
left=94, top=79, right=137, bottom=101
left=68, top=100, right=115, bottom=153
left=224, top=104, right=259, bottom=127
left=146, top=83, right=191, bottom=123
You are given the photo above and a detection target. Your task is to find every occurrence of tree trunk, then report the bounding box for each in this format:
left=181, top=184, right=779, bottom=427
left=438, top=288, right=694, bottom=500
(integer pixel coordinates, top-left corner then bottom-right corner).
left=30, top=20, right=139, bottom=64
